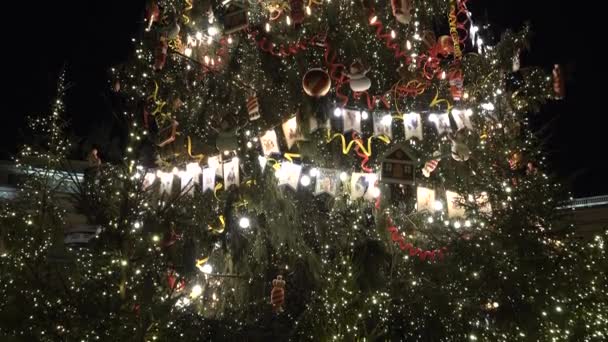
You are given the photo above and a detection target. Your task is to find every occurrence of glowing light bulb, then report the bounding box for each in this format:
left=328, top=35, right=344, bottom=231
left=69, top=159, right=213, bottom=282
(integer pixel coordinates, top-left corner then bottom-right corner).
left=441, top=71, right=446, bottom=79
left=239, top=217, right=250, bottom=229
left=134, top=222, right=141, bottom=229
left=427, top=217, right=434, bottom=223
left=195, top=31, right=203, bottom=41
left=204, top=55, right=210, bottom=64
left=152, top=235, right=160, bottom=242
left=370, top=15, right=377, bottom=24
left=306, top=6, right=311, bottom=15
left=201, top=264, right=212, bottom=274
left=207, top=26, right=218, bottom=36
left=227, top=36, right=233, bottom=44
left=265, top=22, right=271, bottom=32
left=184, top=47, right=192, bottom=57
left=258, top=156, right=267, bottom=169
left=433, top=200, right=443, bottom=211
left=246, top=141, right=253, bottom=148
left=333, top=107, right=342, bottom=117
left=361, top=111, right=369, bottom=120
left=454, top=221, right=462, bottom=229
left=207, top=36, right=213, bottom=45
left=406, top=40, right=412, bottom=50
left=286, top=16, right=291, bottom=26
left=428, top=113, right=438, bottom=123
left=481, top=102, right=495, bottom=111
left=309, top=168, right=319, bottom=177
left=300, top=175, right=311, bottom=186
left=390, top=30, right=396, bottom=39
left=191, top=284, right=203, bottom=298
left=172, top=167, right=179, bottom=175
left=339, top=172, right=348, bottom=181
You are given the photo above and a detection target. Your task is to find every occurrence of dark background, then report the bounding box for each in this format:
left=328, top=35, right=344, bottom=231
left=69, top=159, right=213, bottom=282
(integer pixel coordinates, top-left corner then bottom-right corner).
left=4, top=1, right=603, bottom=197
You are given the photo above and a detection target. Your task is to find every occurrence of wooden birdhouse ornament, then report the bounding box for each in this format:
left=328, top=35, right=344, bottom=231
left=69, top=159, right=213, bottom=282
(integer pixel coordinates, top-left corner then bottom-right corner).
left=380, top=144, right=416, bottom=185
left=223, top=2, right=249, bottom=34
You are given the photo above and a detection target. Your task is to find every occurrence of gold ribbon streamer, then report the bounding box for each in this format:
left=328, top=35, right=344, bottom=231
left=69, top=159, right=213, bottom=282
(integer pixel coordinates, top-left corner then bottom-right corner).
left=283, top=153, right=301, bottom=162
left=430, top=89, right=453, bottom=112
left=147, top=81, right=171, bottom=121
left=213, top=183, right=223, bottom=200
left=196, top=256, right=210, bottom=268
left=182, top=0, right=193, bottom=24
left=207, top=215, right=225, bottom=234
left=187, top=136, right=205, bottom=162
left=326, top=131, right=390, bottom=157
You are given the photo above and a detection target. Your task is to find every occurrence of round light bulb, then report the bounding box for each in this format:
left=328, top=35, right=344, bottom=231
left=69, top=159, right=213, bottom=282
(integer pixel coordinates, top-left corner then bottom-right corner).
left=309, top=168, right=319, bottom=177
left=361, top=111, right=369, bottom=120
left=300, top=175, right=311, bottom=186
left=207, top=26, right=218, bottom=36
left=172, top=167, right=179, bottom=175
left=191, top=284, right=203, bottom=298
left=333, top=107, right=343, bottom=117
left=246, top=141, right=253, bottom=148
left=454, top=221, right=462, bottom=229
left=427, top=217, right=434, bottom=223
left=381, top=114, right=392, bottom=126
left=239, top=217, right=250, bottom=229
left=201, top=264, right=212, bottom=274
left=339, top=172, right=348, bottom=181
left=433, top=200, right=444, bottom=211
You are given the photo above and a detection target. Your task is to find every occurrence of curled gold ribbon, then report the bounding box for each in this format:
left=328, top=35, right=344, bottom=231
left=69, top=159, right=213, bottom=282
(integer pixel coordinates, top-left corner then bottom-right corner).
left=187, top=136, right=204, bottom=162
left=429, top=88, right=453, bottom=112
left=326, top=131, right=390, bottom=157
left=207, top=215, right=225, bottom=234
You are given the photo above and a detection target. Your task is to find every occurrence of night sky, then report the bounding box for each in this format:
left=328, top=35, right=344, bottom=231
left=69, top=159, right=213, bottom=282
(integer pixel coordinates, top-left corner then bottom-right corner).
left=5, top=1, right=602, bottom=197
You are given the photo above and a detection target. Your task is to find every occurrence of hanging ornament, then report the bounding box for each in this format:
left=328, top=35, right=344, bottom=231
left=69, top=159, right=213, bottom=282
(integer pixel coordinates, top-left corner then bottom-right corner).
left=223, top=2, right=249, bottom=34
left=437, top=35, right=454, bottom=56
left=246, top=93, right=260, bottom=121
left=113, top=79, right=121, bottom=92
left=450, top=134, right=470, bottom=162
left=270, top=275, right=286, bottom=313
left=302, top=68, right=331, bottom=97
left=166, top=21, right=181, bottom=40
left=552, top=64, right=565, bottom=98
left=154, top=37, right=169, bottom=71
left=87, top=148, right=102, bottom=167
left=347, top=60, right=372, bottom=92
left=289, top=0, right=305, bottom=24
left=422, top=153, right=441, bottom=177
left=512, top=49, right=521, bottom=72
left=145, top=1, right=160, bottom=31
left=391, top=0, right=413, bottom=25
left=448, top=65, right=463, bottom=101
left=508, top=152, right=524, bottom=170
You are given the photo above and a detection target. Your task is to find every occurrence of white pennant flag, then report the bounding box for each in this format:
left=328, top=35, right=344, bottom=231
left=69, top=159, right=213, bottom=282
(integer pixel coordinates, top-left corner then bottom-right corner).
left=373, top=112, right=393, bottom=138
left=282, top=117, right=304, bottom=149
left=446, top=190, right=466, bottom=218
left=404, top=112, right=423, bottom=140
left=343, top=109, right=362, bottom=133
left=417, top=186, right=436, bottom=213
left=208, top=156, right=223, bottom=178
left=429, top=113, right=452, bottom=135
left=202, top=167, right=215, bottom=193
left=314, top=168, right=339, bottom=196
left=223, top=158, right=240, bottom=188
left=451, top=109, right=473, bottom=131
left=276, top=162, right=302, bottom=190
left=260, top=130, right=280, bottom=156
left=159, top=172, right=174, bottom=196
left=143, top=172, right=156, bottom=190
left=350, top=173, right=378, bottom=201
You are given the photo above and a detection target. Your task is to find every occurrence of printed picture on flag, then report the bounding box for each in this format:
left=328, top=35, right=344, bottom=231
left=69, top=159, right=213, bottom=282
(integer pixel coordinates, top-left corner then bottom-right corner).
left=202, top=167, right=215, bottom=192
left=223, top=158, right=240, bottom=188
left=282, top=117, right=304, bottom=149
left=373, top=112, right=392, bottom=138
left=260, top=130, right=280, bottom=156
left=343, top=109, right=361, bottom=132
left=315, top=169, right=338, bottom=196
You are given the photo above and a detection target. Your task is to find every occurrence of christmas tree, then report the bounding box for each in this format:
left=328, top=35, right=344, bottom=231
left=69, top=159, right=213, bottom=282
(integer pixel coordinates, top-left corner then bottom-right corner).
left=1, top=0, right=606, bottom=341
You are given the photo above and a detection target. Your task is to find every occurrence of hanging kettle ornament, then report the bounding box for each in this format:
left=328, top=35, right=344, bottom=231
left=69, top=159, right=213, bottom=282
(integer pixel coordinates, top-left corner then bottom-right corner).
left=552, top=64, right=565, bottom=98
left=347, top=60, right=372, bottom=93
left=270, top=275, right=286, bottom=313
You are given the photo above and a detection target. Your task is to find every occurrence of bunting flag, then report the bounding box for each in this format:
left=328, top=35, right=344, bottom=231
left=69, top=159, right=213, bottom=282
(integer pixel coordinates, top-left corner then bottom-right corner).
left=179, top=171, right=195, bottom=194
left=373, top=112, right=392, bottom=138
left=451, top=109, right=473, bottom=131
left=403, top=112, right=423, bottom=140
left=143, top=172, right=156, bottom=190
left=343, top=109, right=362, bottom=133
left=417, top=186, right=436, bottom=212
left=350, top=173, right=378, bottom=200
left=446, top=190, right=466, bottom=218
left=160, top=172, right=174, bottom=195
left=260, top=130, right=281, bottom=156
left=314, top=168, right=339, bottom=196
left=208, top=156, right=223, bottom=177
left=309, top=116, right=330, bottom=133
left=223, top=158, right=240, bottom=188
left=430, top=113, right=452, bottom=135
left=202, top=167, right=216, bottom=192
left=282, top=117, right=304, bottom=149
left=276, top=162, right=302, bottom=190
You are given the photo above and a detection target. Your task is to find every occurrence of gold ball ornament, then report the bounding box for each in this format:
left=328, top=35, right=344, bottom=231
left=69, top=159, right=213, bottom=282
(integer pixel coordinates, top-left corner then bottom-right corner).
left=302, top=68, right=331, bottom=97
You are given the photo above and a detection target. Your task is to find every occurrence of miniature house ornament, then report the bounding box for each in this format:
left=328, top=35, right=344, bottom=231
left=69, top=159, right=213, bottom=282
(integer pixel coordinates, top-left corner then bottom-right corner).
left=380, top=144, right=416, bottom=185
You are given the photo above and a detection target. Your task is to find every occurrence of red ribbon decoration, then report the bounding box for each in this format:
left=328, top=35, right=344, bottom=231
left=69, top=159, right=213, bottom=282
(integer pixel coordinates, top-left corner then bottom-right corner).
left=374, top=186, right=447, bottom=262
left=248, top=29, right=326, bottom=58
left=352, top=132, right=373, bottom=173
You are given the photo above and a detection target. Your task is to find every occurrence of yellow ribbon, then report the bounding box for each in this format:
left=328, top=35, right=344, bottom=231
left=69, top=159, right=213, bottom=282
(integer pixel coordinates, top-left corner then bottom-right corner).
left=307, top=0, right=322, bottom=6
left=147, top=81, right=171, bottom=122
left=283, top=153, right=301, bottom=162
left=207, top=215, right=225, bottom=234
left=326, top=131, right=390, bottom=157
left=196, top=256, right=209, bottom=268
left=187, top=136, right=205, bottom=162
left=213, top=183, right=223, bottom=200
left=182, top=0, right=193, bottom=24
left=430, top=88, right=453, bottom=112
